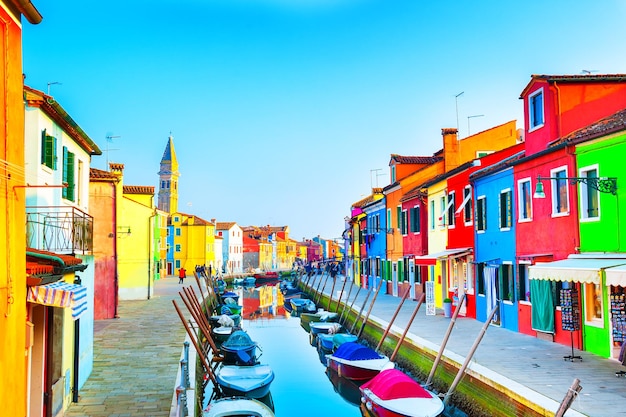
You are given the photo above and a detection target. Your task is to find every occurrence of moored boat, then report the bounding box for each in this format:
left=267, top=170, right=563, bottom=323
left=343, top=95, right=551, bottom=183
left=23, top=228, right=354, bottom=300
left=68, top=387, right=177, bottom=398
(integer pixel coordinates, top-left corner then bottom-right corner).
left=290, top=298, right=316, bottom=316
left=309, top=322, right=342, bottom=346
left=203, top=397, right=275, bottom=417
left=221, top=330, right=257, bottom=365
left=233, top=276, right=256, bottom=286
left=326, top=342, right=394, bottom=381
left=299, top=309, right=338, bottom=332
left=215, top=364, right=275, bottom=399
left=359, top=369, right=444, bottom=417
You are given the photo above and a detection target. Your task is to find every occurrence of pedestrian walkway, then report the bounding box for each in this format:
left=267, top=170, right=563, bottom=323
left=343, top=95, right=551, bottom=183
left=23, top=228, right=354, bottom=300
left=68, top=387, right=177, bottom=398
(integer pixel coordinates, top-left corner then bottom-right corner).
left=66, top=277, right=186, bottom=417
left=303, top=274, right=626, bottom=417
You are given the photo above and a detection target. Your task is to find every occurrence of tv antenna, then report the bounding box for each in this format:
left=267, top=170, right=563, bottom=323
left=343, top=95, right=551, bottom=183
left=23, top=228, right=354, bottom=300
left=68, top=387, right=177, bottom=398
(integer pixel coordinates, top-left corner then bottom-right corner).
left=47, top=81, right=62, bottom=95
left=105, top=134, right=121, bottom=168
left=370, top=168, right=385, bottom=188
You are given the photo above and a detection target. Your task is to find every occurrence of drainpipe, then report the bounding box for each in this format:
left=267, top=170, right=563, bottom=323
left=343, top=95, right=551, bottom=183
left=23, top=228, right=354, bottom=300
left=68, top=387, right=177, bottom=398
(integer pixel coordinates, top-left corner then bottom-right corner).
left=112, top=181, right=119, bottom=318
left=148, top=209, right=157, bottom=300
left=72, top=275, right=81, bottom=403
left=553, top=81, right=562, bottom=140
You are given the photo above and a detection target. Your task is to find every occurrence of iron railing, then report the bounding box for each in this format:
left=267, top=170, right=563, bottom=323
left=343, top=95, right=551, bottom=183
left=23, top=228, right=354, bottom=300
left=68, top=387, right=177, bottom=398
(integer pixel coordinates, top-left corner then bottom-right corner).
left=26, top=206, right=93, bottom=254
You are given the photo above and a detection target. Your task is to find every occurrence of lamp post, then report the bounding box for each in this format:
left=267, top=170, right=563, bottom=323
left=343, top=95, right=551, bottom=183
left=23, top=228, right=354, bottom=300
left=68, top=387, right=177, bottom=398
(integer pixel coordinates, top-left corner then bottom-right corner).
left=533, top=175, right=618, bottom=198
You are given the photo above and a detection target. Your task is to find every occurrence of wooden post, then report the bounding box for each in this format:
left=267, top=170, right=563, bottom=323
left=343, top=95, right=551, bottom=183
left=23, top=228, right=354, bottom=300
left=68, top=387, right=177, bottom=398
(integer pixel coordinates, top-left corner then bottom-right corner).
left=328, top=276, right=337, bottom=312
left=357, top=277, right=386, bottom=338
left=443, top=302, right=499, bottom=406
left=339, top=279, right=357, bottom=322
left=350, top=287, right=372, bottom=334
left=555, top=378, right=582, bottom=417
left=335, top=276, right=349, bottom=313
left=425, top=293, right=467, bottom=387
left=376, top=285, right=411, bottom=352
left=390, top=293, right=425, bottom=361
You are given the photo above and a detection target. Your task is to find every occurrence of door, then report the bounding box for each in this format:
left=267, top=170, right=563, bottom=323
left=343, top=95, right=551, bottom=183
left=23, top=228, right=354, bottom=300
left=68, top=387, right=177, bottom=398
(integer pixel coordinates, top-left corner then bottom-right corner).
left=485, top=265, right=501, bottom=325
left=392, top=262, right=398, bottom=296
left=409, top=258, right=415, bottom=299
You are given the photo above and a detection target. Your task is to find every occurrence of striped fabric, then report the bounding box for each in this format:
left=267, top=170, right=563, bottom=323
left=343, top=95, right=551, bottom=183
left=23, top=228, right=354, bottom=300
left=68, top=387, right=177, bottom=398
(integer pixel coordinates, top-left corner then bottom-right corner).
left=27, top=281, right=88, bottom=320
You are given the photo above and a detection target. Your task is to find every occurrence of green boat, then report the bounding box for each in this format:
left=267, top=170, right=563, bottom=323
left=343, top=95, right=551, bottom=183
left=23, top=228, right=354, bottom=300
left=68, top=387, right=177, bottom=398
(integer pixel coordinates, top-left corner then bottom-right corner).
left=300, top=310, right=339, bottom=332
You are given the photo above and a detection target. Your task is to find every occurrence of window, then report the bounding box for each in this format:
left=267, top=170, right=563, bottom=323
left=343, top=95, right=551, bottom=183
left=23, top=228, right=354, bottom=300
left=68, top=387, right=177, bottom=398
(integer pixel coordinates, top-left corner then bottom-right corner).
left=551, top=168, right=569, bottom=216
left=175, top=260, right=180, bottom=269
left=476, top=151, right=494, bottom=158
left=518, top=178, right=532, bottom=222
left=477, top=263, right=485, bottom=295
left=41, top=129, right=57, bottom=170
left=410, top=206, right=421, bottom=233
left=391, top=165, right=396, bottom=183
left=429, top=200, right=435, bottom=230
left=62, top=146, right=75, bottom=201
left=175, top=244, right=181, bottom=252
left=175, top=228, right=181, bottom=236
left=529, top=88, right=544, bottom=131
left=462, top=186, right=472, bottom=224
left=401, top=210, right=408, bottom=235
left=501, top=264, right=514, bottom=302
left=396, top=206, right=402, bottom=229
left=439, top=196, right=446, bottom=228
left=579, top=166, right=599, bottom=220
left=517, top=264, right=530, bottom=302
left=447, top=192, right=455, bottom=228
left=585, top=282, right=603, bottom=323
left=476, top=196, right=486, bottom=232
left=499, top=189, right=512, bottom=229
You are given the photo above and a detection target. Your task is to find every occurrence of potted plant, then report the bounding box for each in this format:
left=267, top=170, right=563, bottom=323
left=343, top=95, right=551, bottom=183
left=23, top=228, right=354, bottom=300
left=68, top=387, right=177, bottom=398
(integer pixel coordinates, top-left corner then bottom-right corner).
left=443, top=297, right=453, bottom=318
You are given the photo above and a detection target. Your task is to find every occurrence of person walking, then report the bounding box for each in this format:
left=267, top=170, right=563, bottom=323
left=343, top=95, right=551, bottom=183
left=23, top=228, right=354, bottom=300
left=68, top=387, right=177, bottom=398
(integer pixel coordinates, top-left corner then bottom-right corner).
left=178, top=267, right=186, bottom=284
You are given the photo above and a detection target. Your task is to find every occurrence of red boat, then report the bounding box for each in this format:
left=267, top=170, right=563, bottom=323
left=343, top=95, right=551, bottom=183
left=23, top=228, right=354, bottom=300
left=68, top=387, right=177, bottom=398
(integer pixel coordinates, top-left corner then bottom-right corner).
left=253, top=271, right=280, bottom=284
left=360, top=369, right=444, bottom=417
left=325, top=342, right=393, bottom=381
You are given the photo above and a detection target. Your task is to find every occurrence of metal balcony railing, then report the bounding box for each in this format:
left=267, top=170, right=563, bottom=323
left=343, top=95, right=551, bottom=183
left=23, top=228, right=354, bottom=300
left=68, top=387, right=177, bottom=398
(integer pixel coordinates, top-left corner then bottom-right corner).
left=26, top=206, right=94, bottom=254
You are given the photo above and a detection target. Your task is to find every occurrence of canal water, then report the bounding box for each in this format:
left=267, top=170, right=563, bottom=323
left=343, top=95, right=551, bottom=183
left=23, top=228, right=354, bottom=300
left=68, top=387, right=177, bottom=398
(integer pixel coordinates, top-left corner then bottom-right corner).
left=207, top=281, right=461, bottom=417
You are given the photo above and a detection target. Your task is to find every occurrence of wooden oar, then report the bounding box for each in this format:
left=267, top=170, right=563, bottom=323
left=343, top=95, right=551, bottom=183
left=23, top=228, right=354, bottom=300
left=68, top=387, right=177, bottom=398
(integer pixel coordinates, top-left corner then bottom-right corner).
left=327, top=275, right=337, bottom=311
left=425, top=293, right=467, bottom=387
left=390, top=293, right=425, bottom=361
left=357, top=277, right=386, bottom=339
left=313, top=270, right=327, bottom=303
left=334, top=276, right=349, bottom=313
left=172, top=300, right=220, bottom=389
left=179, top=288, right=219, bottom=355
left=315, top=273, right=332, bottom=305
left=375, top=284, right=411, bottom=352
left=350, top=286, right=372, bottom=334
left=339, top=281, right=359, bottom=325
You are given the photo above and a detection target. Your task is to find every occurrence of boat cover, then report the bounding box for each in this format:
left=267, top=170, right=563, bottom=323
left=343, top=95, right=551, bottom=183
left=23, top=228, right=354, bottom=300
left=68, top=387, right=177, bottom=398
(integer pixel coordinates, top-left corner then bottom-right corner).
left=223, top=330, right=255, bottom=349
left=333, top=342, right=383, bottom=361
left=361, top=369, right=431, bottom=400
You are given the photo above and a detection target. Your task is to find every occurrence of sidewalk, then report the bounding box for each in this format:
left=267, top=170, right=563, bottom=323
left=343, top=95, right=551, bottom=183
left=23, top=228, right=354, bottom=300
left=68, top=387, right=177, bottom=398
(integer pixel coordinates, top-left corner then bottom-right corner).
left=303, top=274, right=626, bottom=417
left=66, top=277, right=186, bottom=417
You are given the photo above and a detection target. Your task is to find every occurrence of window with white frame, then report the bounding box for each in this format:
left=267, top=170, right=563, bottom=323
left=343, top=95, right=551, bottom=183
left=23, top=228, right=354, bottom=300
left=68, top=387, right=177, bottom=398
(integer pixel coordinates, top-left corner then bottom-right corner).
left=439, top=195, right=447, bottom=228
left=476, top=196, right=486, bottom=232
left=401, top=210, right=408, bottom=235
left=447, top=192, right=456, bottom=228
left=551, top=167, right=569, bottom=216
left=579, top=166, right=600, bottom=220
left=501, top=263, right=514, bottom=302
left=517, top=178, right=532, bottom=222
left=410, top=205, right=420, bottom=233
left=455, top=186, right=472, bottom=225
left=499, top=189, right=512, bottom=230
left=529, top=88, right=544, bottom=131
left=429, top=200, right=435, bottom=230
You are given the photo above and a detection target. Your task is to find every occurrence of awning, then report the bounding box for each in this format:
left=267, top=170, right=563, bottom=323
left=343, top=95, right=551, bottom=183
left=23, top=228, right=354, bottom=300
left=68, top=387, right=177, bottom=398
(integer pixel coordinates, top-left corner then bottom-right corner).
left=414, top=248, right=472, bottom=266
left=606, top=264, right=626, bottom=287
left=455, top=192, right=472, bottom=215
left=529, top=258, right=626, bottom=284
left=27, top=281, right=87, bottom=320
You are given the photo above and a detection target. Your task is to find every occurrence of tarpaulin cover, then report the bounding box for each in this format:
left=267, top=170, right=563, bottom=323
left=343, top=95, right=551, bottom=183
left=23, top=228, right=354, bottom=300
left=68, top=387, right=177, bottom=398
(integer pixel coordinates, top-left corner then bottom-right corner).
left=333, top=342, right=382, bottom=361
left=27, top=281, right=87, bottom=321
left=223, top=330, right=255, bottom=349
left=361, top=369, right=431, bottom=400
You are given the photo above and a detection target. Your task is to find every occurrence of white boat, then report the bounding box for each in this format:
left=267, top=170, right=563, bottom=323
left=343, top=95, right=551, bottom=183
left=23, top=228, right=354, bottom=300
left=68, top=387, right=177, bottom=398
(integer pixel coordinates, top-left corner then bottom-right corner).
left=216, top=364, right=274, bottom=399
left=203, top=396, right=274, bottom=417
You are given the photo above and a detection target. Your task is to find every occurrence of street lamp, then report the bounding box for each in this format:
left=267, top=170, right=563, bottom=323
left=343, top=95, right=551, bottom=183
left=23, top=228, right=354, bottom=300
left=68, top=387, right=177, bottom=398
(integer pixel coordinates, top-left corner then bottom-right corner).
left=533, top=175, right=618, bottom=198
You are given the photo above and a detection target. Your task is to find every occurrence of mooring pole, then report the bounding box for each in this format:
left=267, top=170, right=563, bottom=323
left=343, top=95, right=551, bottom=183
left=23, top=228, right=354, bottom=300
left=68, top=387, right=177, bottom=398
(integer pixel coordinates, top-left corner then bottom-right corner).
left=555, top=378, right=582, bottom=417
left=376, top=285, right=411, bottom=352
left=443, top=302, right=499, bottom=406
left=390, top=293, right=425, bottom=360
left=425, top=293, right=467, bottom=387
left=357, top=277, right=386, bottom=339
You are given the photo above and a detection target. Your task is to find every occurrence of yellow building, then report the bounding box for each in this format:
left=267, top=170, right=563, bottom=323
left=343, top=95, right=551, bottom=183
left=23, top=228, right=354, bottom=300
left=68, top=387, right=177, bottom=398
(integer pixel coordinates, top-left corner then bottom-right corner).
left=170, top=212, right=216, bottom=273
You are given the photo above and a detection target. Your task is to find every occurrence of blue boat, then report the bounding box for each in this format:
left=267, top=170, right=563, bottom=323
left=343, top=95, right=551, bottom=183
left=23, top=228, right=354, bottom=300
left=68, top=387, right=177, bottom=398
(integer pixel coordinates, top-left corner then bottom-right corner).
left=221, top=330, right=257, bottom=365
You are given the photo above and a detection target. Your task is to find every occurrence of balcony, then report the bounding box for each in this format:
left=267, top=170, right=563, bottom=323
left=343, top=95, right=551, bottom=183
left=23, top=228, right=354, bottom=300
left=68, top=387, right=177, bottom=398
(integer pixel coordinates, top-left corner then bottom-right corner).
left=26, top=206, right=93, bottom=254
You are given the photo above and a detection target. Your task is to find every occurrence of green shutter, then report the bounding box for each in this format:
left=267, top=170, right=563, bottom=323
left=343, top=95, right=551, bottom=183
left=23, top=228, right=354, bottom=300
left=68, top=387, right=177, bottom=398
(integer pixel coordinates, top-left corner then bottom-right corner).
left=41, top=130, right=57, bottom=169
left=62, top=147, right=75, bottom=201
left=396, top=206, right=401, bottom=229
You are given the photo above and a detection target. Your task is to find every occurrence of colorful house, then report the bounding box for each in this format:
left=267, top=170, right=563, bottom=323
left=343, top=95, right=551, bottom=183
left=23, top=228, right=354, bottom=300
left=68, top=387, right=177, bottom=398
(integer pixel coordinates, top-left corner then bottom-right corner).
left=24, top=83, right=101, bottom=415
left=361, top=191, right=386, bottom=291
left=216, top=222, right=244, bottom=273
left=170, top=212, right=216, bottom=275
left=513, top=74, right=626, bottom=356
left=1, top=3, right=42, bottom=414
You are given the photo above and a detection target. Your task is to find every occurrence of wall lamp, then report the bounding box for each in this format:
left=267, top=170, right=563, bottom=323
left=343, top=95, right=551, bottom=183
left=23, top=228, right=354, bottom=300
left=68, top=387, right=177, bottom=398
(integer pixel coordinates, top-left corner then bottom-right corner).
left=533, top=175, right=618, bottom=199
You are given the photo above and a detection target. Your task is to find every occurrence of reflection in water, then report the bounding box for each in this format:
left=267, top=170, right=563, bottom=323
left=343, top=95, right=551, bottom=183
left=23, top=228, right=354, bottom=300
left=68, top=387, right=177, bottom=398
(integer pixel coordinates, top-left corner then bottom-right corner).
left=326, top=367, right=363, bottom=406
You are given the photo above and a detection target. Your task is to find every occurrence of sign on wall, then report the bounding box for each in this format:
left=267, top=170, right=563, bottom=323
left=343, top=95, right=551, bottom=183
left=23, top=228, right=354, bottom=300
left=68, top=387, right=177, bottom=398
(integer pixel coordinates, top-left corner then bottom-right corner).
left=426, top=280, right=435, bottom=316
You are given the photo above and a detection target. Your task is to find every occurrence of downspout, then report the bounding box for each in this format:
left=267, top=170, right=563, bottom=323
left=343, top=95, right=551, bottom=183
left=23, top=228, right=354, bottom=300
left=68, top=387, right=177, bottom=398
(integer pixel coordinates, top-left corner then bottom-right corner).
left=148, top=208, right=157, bottom=300
left=553, top=81, right=562, bottom=140
left=112, top=181, right=119, bottom=318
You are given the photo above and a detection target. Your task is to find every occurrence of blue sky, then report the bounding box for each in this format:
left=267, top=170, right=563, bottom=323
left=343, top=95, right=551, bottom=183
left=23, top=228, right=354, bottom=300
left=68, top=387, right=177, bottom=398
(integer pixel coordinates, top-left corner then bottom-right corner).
left=22, top=0, right=626, bottom=240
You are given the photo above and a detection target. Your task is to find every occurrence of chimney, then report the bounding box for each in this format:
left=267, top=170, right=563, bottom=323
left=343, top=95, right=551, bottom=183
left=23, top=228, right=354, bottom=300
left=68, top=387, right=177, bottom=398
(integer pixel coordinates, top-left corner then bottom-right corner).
left=441, top=128, right=459, bottom=171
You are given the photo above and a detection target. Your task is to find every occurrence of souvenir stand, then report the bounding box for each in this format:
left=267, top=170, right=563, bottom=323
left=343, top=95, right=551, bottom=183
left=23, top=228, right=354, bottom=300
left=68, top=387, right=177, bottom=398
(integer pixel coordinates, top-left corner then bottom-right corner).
left=610, top=292, right=626, bottom=376
left=560, top=288, right=582, bottom=362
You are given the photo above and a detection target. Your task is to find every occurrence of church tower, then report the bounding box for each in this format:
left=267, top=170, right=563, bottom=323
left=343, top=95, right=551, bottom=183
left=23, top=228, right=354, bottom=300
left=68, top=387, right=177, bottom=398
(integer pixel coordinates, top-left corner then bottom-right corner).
left=157, top=135, right=180, bottom=214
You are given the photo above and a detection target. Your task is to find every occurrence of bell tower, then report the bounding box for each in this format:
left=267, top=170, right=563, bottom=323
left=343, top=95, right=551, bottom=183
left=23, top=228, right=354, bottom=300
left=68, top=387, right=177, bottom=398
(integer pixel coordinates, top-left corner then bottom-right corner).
left=157, top=134, right=180, bottom=214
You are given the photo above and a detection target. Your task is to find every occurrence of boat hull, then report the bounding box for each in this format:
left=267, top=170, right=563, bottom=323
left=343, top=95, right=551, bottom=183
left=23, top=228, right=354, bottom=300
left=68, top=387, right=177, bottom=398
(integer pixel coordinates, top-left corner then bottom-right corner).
left=216, top=364, right=274, bottom=399
left=203, top=397, right=275, bottom=417
left=327, top=357, right=392, bottom=381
